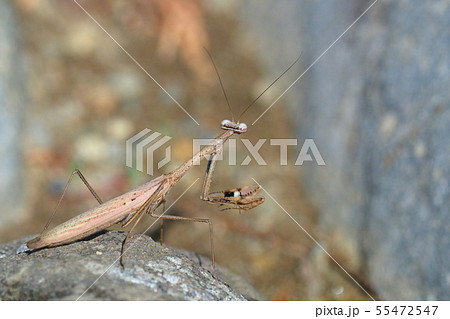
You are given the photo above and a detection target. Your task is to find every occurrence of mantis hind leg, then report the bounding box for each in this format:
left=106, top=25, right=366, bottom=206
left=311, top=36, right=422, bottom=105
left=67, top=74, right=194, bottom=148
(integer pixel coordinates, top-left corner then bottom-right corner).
left=119, top=210, right=146, bottom=267
left=42, top=169, right=103, bottom=235
left=159, top=199, right=166, bottom=244
left=119, top=182, right=166, bottom=268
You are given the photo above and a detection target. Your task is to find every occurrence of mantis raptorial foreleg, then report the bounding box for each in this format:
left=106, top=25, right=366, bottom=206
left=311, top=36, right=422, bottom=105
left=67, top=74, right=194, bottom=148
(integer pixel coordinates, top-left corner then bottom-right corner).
left=42, top=169, right=104, bottom=234
left=149, top=149, right=264, bottom=277
left=200, top=152, right=264, bottom=211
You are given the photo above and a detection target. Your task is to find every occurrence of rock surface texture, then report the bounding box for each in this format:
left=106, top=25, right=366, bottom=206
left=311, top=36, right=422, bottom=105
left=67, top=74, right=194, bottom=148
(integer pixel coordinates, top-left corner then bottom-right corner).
left=0, top=231, right=263, bottom=300
left=239, top=0, right=449, bottom=300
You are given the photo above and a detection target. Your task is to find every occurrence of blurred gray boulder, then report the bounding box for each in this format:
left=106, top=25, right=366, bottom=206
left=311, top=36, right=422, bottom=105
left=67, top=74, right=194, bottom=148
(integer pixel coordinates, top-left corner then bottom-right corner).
left=0, top=1, right=27, bottom=227
left=238, top=0, right=449, bottom=300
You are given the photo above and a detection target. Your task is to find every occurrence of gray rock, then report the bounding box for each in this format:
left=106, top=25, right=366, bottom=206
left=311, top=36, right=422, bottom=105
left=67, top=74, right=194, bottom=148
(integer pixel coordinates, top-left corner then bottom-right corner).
left=0, top=231, right=263, bottom=300
left=238, top=0, right=449, bottom=300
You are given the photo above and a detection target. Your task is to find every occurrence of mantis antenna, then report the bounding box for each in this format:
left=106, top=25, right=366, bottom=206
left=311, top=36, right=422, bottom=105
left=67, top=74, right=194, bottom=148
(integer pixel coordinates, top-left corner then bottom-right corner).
left=204, top=47, right=235, bottom=122
left=237, top=53, right=302, bottom=123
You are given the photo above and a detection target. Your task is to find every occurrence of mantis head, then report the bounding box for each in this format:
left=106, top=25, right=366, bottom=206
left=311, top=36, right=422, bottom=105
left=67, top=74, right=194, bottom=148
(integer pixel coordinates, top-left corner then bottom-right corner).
left=220, top=119, right=247, bottom=134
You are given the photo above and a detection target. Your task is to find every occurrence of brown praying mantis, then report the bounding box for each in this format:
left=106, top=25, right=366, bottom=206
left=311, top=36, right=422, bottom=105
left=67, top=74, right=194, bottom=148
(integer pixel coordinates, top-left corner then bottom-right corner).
left=17, top=53, right=300, bottom=276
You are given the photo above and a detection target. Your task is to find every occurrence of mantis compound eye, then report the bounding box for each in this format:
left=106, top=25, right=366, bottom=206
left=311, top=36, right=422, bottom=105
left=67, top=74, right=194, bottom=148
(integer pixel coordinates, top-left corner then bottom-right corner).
left=238, top=123, right=248, bottom=132
left=221, top=119, right=232, bottom=127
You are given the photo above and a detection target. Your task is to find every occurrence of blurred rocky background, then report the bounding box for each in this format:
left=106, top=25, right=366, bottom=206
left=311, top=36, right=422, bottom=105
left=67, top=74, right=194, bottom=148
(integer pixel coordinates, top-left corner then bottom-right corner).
left=0, top=1, right=28, bottom=230
left=238, top=0, right=450, bottom=300
left=0, top=0, right=448, bottom=300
